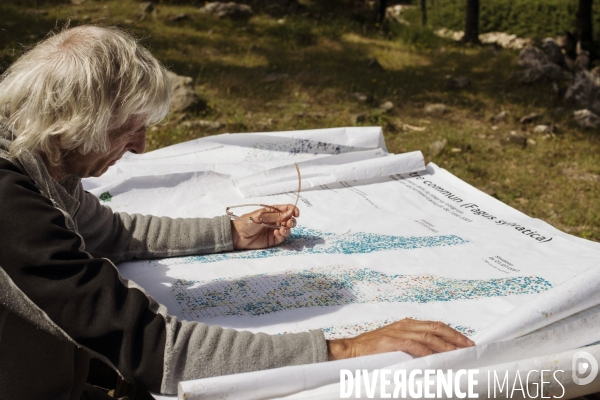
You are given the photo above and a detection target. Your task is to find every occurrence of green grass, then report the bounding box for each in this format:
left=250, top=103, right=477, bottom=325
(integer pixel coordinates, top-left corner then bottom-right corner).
left=1, top=0, right=599, bottom=241
left=403, top=0, right=596, bottom=41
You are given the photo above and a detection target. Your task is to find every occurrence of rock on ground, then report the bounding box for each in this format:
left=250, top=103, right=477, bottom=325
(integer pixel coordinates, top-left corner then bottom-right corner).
left=435, top=28, right=464, bottom=41
left=517, top=46, right=572, bottom=83
left=167, top=71, right=206, bottom=114
left=137, top=2, right=154, bottom=20
left=490, top=110, right=509, bottom=124
left=385, top=5, right=412, bottom=25
left=540, top=38, right=565, bottom=67
left=352, top=92, right=373, bottom=103
left=199, top=2, right=253, bottom=21
left=479, top=32, right=532, bottom=49
left=399, top=122, right=425, bottom=132
left=434, top=29, right=531, bottom=49
left=378, top=101, right=394, bottom=112
left=565, top=71, right=600, bottom=114
left=520, top=112, right=542, bottom=124
left=424, top=103, right=447, bottom=116
left=429, top=139, right=447, bottom=157
left=574, top=109, right=600, bottom=129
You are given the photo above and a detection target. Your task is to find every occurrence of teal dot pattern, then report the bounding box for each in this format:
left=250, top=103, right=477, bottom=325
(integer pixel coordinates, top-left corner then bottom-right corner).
left=171, top=265, right=553, bottom=320
left=169, top=226, right=469, bottom=266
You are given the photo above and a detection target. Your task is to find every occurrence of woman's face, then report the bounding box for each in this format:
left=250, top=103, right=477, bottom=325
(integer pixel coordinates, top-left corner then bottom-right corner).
left=60, top=115, right=148, bottom=179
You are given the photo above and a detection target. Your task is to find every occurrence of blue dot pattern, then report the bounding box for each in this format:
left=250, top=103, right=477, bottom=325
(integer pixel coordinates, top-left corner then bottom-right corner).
left=171, top=265, right=553, bottom=319
left=167, top=226, right=469, bottom=266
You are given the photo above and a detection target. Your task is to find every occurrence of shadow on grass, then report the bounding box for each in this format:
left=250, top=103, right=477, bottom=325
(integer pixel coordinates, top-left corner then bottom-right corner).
left=146, top=16, right=556, bottom=116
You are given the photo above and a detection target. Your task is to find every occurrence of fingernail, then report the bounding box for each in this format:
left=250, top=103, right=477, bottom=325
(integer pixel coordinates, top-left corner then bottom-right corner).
left=466, top=339, right=475, bottom=346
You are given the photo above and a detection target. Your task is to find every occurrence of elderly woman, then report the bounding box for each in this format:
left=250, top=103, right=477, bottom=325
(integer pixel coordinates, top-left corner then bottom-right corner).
left=0, top=26, right=473, bottom=399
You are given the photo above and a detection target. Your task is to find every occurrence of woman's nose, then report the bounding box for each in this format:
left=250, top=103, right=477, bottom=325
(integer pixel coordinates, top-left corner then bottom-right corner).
left=128, top=130, right=147, bottom=154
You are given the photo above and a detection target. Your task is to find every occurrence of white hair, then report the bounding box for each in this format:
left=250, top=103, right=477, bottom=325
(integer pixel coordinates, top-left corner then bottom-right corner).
left=0, top=25, right=171, bottom=164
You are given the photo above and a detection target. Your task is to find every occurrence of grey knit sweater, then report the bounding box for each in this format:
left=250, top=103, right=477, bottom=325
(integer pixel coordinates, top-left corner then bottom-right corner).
left=0, top=125, right=327, bottom=399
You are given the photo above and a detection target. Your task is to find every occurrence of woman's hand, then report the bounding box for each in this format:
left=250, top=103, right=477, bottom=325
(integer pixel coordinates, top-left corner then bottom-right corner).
left=327, top=318, right=475, bottom=361
left=231, top=204, right=300, bottom=250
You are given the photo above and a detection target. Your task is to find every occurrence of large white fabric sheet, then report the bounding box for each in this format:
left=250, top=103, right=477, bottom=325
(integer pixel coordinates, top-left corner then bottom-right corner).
left=83, top=127, right=600, bottom=399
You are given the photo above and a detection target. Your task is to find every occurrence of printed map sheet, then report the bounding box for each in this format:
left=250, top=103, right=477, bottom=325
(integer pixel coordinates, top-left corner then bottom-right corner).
left=83, top=127, right=600, bottom=399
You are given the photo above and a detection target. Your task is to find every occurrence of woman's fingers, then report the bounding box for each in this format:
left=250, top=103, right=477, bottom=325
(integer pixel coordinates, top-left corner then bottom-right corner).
left=273, top=228, right=285, bottom=242
left=394, top=331, right=458, bottom=353
left=274, top=226, right=291, bottom=239
left=232, top=203, right=299, bottom=250
left=396, top=319, right=474, bottom=348
left=284, top=217, right=297, bottom=228
left=327, top=319, right=475, bottom=361
left=272, top=204, right=300, bottom=218
left=251, top=204, right=299, bottom=227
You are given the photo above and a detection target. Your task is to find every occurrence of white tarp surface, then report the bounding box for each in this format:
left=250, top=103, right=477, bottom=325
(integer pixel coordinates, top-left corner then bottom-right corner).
left=83, top=127, right=600, bottom=399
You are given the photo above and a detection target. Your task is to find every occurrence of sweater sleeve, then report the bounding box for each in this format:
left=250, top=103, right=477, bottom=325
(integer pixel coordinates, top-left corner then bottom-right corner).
left=74, top=184, right=233, bottom=263
left=0, top=159, right=328, bottom=395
